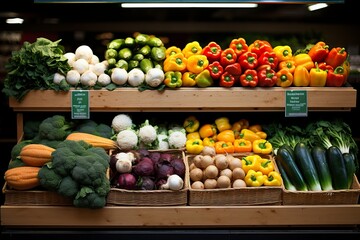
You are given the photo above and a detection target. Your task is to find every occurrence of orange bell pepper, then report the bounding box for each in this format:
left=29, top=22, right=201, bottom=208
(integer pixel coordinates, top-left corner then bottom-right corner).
left=293, top=53, right=314, bottom=71
left=293, top=65, right=310, bottom=87
left=215, top=141, right=235, bottom=154
left=255, top=131, right=267, bottom=139
left=216, top=129, right=235, bottom=143
left=278, top=60, right=296, bottom=74
left=199, top=124, right=217, bottom=139
left=276, top=68, right=293, bottom=87
left=234, top=139, right=252, bottom=153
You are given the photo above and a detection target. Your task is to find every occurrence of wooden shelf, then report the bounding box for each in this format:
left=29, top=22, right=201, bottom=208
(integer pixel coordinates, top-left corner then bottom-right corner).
left=1, top=205, right=360, bottom=227
left=8, top=87, right=357, bottom=112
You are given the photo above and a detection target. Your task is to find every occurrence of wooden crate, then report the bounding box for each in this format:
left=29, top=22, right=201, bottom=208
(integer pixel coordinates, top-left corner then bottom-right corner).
left=282, top=175, right=360, bottom=205
left=187, top=154, right=283, bottom=206
left=106, top=150, right=189, bottom=206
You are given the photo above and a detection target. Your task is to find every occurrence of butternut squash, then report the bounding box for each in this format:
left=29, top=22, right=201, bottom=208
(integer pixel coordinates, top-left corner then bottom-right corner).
left=66, top=132, right=117, bottom=150
left=20, top=144, right=55, bottom=167
left=5, top=166, right=41, bottom=190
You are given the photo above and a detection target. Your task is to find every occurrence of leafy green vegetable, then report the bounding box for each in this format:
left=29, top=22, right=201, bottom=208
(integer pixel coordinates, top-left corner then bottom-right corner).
left=2, top=37, right=71, bottom=101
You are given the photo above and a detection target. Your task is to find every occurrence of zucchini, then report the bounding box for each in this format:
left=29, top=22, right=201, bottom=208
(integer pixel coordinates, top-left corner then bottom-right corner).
left=294, top=142, right=322, bottom=191
left=276, top=157, right=296, bottom=191
left=311, top=145, right=333, bottom=191
left=326, top=146, right=348, bottom=190
left=276, top=144, right=308, bottom=191
left=343, top=152, right=356, bottom=188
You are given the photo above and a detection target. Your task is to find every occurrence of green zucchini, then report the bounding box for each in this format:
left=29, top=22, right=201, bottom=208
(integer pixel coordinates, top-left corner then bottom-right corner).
left=343, top=152, right=356, bottom=188
left=326, top=146, right=348, bottom=190
left=311, top=145, right=333, bottom=191
left=294, top=142, right=322, bottom=191
left=276, top=157, right=296, bottom=191
left=276, top=144, right=308, bottom=191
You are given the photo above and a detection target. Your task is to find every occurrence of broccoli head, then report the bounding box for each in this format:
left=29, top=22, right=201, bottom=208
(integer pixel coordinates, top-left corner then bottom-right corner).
left=75, top=119, right=113, bottom=139
left=38, top=165, right=63, bottom=191
left=73, top=187, right=106, bottom=209
left=38, top=115, right=74, bottom=141
left=58, top=176, right=79, bottom=198
left=23, top=120, right=41, bottom=140
left=10, top=140, right=32, bottom=161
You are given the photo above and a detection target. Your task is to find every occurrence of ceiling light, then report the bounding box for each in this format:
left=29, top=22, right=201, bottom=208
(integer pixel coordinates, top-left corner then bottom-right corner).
left=308, top=3, right=328, bottom=11
left=121, top=3, right=258, bottom=8
left=6, top=18, right=24, bottom=24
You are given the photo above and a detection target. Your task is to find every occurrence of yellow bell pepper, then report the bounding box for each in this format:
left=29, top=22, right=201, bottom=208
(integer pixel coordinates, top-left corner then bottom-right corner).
left=183, top=115, right=200, bottom=133
left=163, top=53, right=187, bottom=72
left=182, top=41, right=203, bottom=58
left=258, top=158, right=275, bottom=175
left=165, top=46, right=182, bottom=58
left=293, top=53, right=314, bottom=71
left=241, top=155, right=261, bottom=173
left=186, top=139, right=204, bottom=155
left=187, top=55, right=209, bottom=74
left=199, top=123, right=217, bottom=139
left=309, top=62, right=327, bottom=87
left=232, top=119, right=249, bottom=139
left=239, top=129, right=261, bottom=143
left=215, top=117, right=232, bottom=132
left=203, top=137, right=216, bottom=147
left=182, top=72, right=197, bottom=87
left=216, top=129, right=235, bottom=143
left=234, top=139, right=252, bottom=153
left=187, top=131, right=201, bottom=140
left=273, top=45, right=293, bottom=62
left=264, top=171, right=282, bottom=186
left=215, top=141, right=235, bottom=154
left=252, top=139, right=273, bottom=155
left=293, top=65, right=310, bottom=87
left=245, top=169, right=265, bottom=187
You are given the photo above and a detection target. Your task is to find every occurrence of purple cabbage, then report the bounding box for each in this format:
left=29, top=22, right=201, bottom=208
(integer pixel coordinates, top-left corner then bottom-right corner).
left=171, top=158, right=186, bottom=178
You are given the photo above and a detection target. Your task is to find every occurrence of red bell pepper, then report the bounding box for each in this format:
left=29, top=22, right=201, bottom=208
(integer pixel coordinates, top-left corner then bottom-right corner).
left=318, top=62, right=334, bottom=72
left=240, top=69, right=258, bottom=87
left=229, top=38, right=248, bottom=56
left=207, top=61, right=224, bottom=80
left=219, top=71, right=235, bottom=87
left=238, top=51, right=258, bottom=70
left=225, top=62, right=242, bottom=76
left=325, top=47, right=347, bottom=68
left=202, top=41, right=222, bottom=63
left=308, top=41, right=329, bottom=63
left=248, top=40, right=273, bottom=58
left=257, top=65, right=277, bottom=87
left=258, top=51, right=278, bottom=69
left=220, top=48, right=237, bottom=67
left=326, top=66, right=346, bottom=87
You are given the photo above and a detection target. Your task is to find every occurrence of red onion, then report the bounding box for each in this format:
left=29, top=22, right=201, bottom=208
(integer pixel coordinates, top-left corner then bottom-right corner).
left=133, top=158, right=155, bottom=176
left=117, top=173, right=137, bottom=190
left=155, top=161, right=174, bottom=180
left=149, top=151, right=161, bottom=164
left=160, top=153, right=173, bottom=162
left=171, top=158, right=186, bottom=178
left=139, top=176, right=155, bottom=190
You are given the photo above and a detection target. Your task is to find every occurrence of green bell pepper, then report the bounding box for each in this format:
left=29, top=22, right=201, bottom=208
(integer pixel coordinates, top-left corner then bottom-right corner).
left=164, top=71, right=182, bottom=88
left=195, top=69, right=214, bottom=88
left=140, top=58, right=154, bottom=74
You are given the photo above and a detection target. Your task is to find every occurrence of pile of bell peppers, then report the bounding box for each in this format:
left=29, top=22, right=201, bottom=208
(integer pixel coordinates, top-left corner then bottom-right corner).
left=163, top=38, right=350, bottom=88
left=183, top=115, right=273, bottom=155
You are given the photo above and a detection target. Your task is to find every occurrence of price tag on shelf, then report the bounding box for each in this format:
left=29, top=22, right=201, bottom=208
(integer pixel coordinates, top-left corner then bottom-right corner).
left=71, top=90, right=90, bottom=119
left=285, top=90, right=308, bottom=117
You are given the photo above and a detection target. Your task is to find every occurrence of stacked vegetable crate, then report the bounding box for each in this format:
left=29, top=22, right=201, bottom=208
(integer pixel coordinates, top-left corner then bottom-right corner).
left=187, top=153, right=283, bottom=206
left=106, top=149, right=190, bottom=206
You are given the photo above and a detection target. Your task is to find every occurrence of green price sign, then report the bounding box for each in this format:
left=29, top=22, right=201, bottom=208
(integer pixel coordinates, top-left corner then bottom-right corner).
left=285, top=90, right=308, bottom=117
left=71, top=90, right=90, bottom=119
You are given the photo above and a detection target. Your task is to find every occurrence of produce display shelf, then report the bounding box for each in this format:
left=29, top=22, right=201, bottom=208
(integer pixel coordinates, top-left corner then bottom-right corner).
left=8, top=87, right=357, bottom=112
left=1, top=205, right=360, bottom=227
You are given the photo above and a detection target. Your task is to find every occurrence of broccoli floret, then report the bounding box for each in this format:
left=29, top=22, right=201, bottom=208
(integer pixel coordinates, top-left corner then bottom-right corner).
left=23, top=120, right=41, bottom=140
left=32, top=136, right=62, bottom=149
left=8, top=157, right=26, bottom=169
left=10, top=140, right=32, bottom=161
left=38, top=165, right=63, bottom=190
left=38, top=115, right=74, bottom=141
left=58, top=176, right=79, bottom=198
left=38, top=139, right=110, bottom=209
left=75, top=120, right=113, bottom=138
left=73, top=187, right=106, bottom=209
